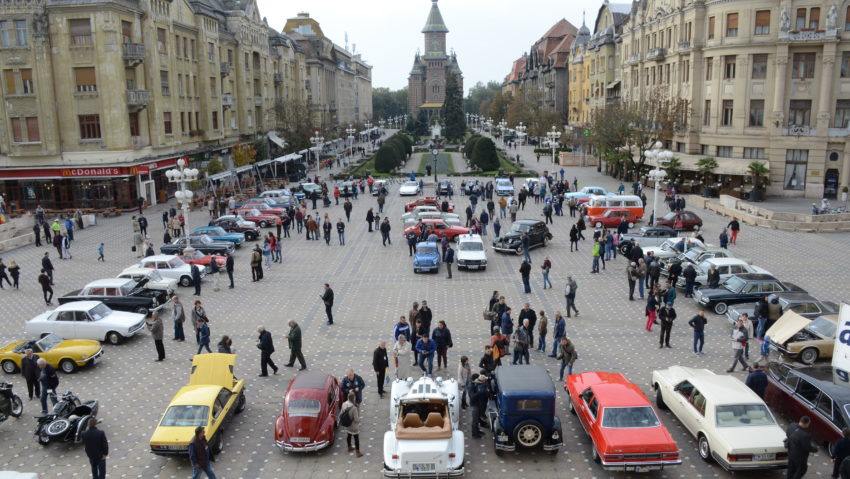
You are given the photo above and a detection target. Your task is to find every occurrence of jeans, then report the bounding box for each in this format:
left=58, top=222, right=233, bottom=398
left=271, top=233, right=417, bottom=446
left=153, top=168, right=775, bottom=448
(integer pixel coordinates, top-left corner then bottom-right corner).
left=339, top=232, right=345, bottom=245
left=197, top=341, right=211, bottom=354
left=638, top=277, right=645, bottom=298
left=684, top=280, right=694, bottom=298
left=550, top=336, right=562, bottom=357
left=559, top=362, right=573, bottom=381
left=325, top=304, right=333, bottom=324
left=542, top=272, right=552, bottom=289
left=523, top=249, right=531, bottom=263
left=693, top=331, right=704, bottom=353
left=174, top=321, right=185, bottom=341
left=521, top=276, right=531, bottom=293
left=512, top=347, right=529, bottom=364
left=418, top=354, right=433, bottom=375
left=381, top=232, right=390, bottom=246
left=592, top=256, right=599, bottom=272
left=756, top=317, right=766, bottom=339
left=40, top=387, right=57, bottom=413
left=89, top=458, right=106, bottom=479
left=605, top=244, right=613, bottom=260
left=191, top=463, right=217, bottom=479
left=537, top=333, right=546, bottom=352
left=499, top=207, right=506, bottom=218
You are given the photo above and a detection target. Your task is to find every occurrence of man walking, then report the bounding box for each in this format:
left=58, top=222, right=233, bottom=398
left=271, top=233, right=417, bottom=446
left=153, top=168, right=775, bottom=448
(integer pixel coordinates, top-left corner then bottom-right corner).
left=512, top=319, right=530, bottom=365
left=519, top=259, right=531, bottom=293
left=172, top=296, right=186, bottom=342
left=191, top=263, right=202, bottom=296
left=38, top=269, right=53, bottom=305
left=372, top=341, right=389, bottom=398
left=406, top=230, right=417, bottom=256
left=81, top=417, right=108, bottom=479
left=564, top=276, right=579, bottom=317
left=284, top=321, right=306, bottom=370
left=147, top=311, right=165, bottom=361
left=256, top=326, right=279, bottom=376
left=416, top=335, right=436, bottom=376
left=250, top=245, right=262, bottom=281
left=727, top=217, right=741, bottom=244
left=549, top=313, right=566, bottom=357
left=658, top=303, right=676, bottom=348
left=321, top=283, right=335, bottom=325
left=444, top=243, right=454, bottom=279
left=786, top=416, right=818, bottom=478
left=188, top=427, right=217, bottom=478
left=37, top=358, right=58, bottom=414
left=337, top=218, right=346, bottom=245
left=42, top=252, right=54, bottom=285
left=688, top=311, right=707, bottom=355
left=21, top=348, right=40, bottom=400
left=225, top=252, right=234, bottom=289
left=727, top=319, right=749, bottom=372
left=380, top=217, right=392, bottom=246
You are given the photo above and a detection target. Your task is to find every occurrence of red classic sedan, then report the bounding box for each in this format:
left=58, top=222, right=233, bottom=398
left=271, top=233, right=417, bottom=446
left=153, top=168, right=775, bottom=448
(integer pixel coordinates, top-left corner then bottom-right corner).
left=239, top=201, right=286, bottom=217
left=566, top=372, right=681, bottom=472
left=405, top=197, right=454, bottom=213
left=655, top=210, right=703, bottom=231
left=178, top=250, right=226, bottom=268
left=233, top=208, right=277, bottom=228
left=274, top=372, right=342, bottom=452
left=403, top=218, right=470, bottom=241
left=585, top=208, right=639, bottom=228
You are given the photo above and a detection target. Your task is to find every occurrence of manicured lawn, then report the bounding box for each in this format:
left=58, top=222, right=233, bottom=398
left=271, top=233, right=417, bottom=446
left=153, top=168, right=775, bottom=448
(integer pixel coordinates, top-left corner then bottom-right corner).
left=417, top=153, right=454, bottom=175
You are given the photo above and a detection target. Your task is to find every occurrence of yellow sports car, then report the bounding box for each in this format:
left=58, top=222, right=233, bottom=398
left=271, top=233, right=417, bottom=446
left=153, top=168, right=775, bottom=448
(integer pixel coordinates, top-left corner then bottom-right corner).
left=149, top=353, right=246, bottom=455
left=0, top=334, right=103, bottom=374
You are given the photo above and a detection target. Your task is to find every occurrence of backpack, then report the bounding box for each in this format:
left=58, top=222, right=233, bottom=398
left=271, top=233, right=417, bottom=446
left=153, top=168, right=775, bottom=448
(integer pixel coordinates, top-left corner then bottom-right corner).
left=339, top=406, right=353, bottom=427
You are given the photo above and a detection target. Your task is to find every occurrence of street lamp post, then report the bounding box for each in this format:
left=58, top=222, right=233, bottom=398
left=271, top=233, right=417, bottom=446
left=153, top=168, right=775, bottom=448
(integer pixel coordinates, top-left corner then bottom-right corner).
left=310, top=130, right=324, bottom=177
left=364, top=121, right=372, bottom=154
left=165, top=159, right=199, bottom=233
left=345, top=124, right=355, bottom=159
left=432, top=148, right=439, bottom=184
left=644, top=141, right=671, bottom=226
left=547, top=126, right=560, bottom=165
left=515, top=122, right=527, bottom=146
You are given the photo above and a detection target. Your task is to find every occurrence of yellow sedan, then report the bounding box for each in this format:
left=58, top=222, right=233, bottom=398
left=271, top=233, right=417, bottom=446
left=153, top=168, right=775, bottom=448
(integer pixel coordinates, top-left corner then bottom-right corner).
left=0, top=334, right=103, bottom=374
left=150, top=353, right=246, bottom=455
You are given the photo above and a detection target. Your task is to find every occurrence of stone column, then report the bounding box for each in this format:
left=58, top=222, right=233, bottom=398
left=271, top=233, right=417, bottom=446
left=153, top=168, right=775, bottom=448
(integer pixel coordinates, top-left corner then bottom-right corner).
left=771, top=47, right=789, bottom=128
left=817, top=43, right=837, bottom=132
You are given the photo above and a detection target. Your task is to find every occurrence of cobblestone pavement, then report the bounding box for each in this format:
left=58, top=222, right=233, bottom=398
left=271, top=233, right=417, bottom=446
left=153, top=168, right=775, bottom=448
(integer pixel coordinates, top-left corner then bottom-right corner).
left=0, top=164, right=847, bottom=479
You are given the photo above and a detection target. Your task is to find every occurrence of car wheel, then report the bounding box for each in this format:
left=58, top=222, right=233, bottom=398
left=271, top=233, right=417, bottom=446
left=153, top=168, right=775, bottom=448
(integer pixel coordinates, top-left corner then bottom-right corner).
left=592, top=446, right=600, bottom=463
left=619, top=244, right=629, bottom=255
left=694, top=224, right=701, bottom=231
left=628, top=222, right=635, bottom=228
left=46, top=418, right=71, bottom=437
left=10, top=394, right=22, bottom=417
left=542, top=237, right=548, bottom=247
left=1, top=359, right=18, bottom=374
left=134, top=306, right=149, bottom=315
left=800, top=347, right=820, bottom=365
left=698, top=434, right=712, bottom=462
left=210, top=432, right=223, bottom=454
left=515, top=246, right=524, bottom=256
left=106, top=332, right=122, bottom=345
left=235, top=392, right=246, bottom=413
left=713, top=302, right=728, bottom=315
left=595, top=222, right=603, bottom=228
left=259, top=221, right=268, bottom=228
left=59, top=359, right=77, bottom=374
left=655, top=387, right=667, bottom=410
left=514, top=420, right=543, bottom=448
left=179, top=276, right=192, bottom=287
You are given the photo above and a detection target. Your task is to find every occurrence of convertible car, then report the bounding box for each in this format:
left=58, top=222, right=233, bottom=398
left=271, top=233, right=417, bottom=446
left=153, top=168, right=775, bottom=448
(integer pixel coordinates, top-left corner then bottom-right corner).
left=274, top=372, right=342, bottom=452
left=566, top=371, right=680, bottom=472
left=150, top=353, right=246, bottom=456
left=58, top=278, right=167, bottom=316
left=0, top=334, right=102, bottom=374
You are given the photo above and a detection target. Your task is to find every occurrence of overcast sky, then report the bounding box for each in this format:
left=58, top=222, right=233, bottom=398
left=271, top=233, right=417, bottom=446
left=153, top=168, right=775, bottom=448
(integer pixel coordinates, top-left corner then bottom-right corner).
left=257, top=0, right=604, bottom=94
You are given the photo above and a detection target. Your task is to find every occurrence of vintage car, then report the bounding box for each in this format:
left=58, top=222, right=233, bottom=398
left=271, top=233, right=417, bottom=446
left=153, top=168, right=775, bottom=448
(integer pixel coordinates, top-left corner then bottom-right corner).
left=494, top=178, right=514, bottom=196
left=402, top=212, right=462, bottom=228
left=159, top=235, right=234, bottom=256
left=660, top=246, right=745, bottom=275
left=233, top=208, right=277, bottom=228
left=191, top=226, right=245, bottom=247
left=258, top=189, right=297, bottom=208
left=620, top=226, right=679, bottom=252
left=403, top=219, right=470, bottom=242
left=725, top=292, right=839, bottom=325
left=294, top=182, right=323, bottom=201
left=487, top=365, right=562, bottom=455
left=405, top=197, right=454, bottom=213
left=655, top=210, right=704, bottom=231
left=58, top=278, right=166, bottom=316
left=564, top=186, right=616, bottom=203
left=566, top=372, right=680, bottom=472
left=694, top=273, right=806, bottom=315
left=0, top=334, right=102, bottom=374
left=238, top=201, right=286, bottom=217
left=492, top=219, right=552, bottom=255
left=398, top=181, right=421, bottom=196
left=765, top=312, right=838, bottom=364
left=150, top=353, right=246, bottom=456
left=25, top=301, right=146, bottom=345
left=677, top=258, right=771, bottom=290
left=116, top=268, right=178, bottom=294
left=413, top=242, right=441, bottom=273
left=643, top=237, right=706, bottom=263
left=274, top=372, right=342, bottom=452
left=372, top=179, right=389, bottom=196
left=209, top=216, right=260, bottom=240
left=125, top=255, right=205, bottom=287
left=383, top=376, right=465, bottom=477
left=456, top=234, right=487, bottom=270
left=336, top=181, right=357, bottom=197
left=463, top=180, right=482, bottom=196
left=765, top=362, right=849, bottom=452
left=436, top=179, right=453, bottom=196
left=401, top=205, right=461, bottom=223
left=651, top=366, right=788, bottom=471
left=585, top=208, right=640, bottom=229
left=178, top=250, right=227, bottom=271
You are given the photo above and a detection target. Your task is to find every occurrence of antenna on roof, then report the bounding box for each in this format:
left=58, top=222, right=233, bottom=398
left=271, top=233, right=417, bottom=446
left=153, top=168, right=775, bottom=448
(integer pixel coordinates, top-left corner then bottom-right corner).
left=345, top=32, right=349, bottom=51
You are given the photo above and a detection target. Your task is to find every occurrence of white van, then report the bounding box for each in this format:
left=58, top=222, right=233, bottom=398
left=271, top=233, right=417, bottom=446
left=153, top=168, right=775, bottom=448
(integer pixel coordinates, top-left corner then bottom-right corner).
left=584, top=194, right=645, bottom=218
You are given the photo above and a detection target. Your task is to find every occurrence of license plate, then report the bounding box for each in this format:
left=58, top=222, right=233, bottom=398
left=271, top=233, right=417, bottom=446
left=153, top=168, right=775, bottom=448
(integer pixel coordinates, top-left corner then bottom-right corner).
left=753, top=453, right=776, bottom=461
left=289, top=437, right=310, bottom=443
left=412, top=463, right=435, bottom=473
left=467, top=265, right=479, bottom=270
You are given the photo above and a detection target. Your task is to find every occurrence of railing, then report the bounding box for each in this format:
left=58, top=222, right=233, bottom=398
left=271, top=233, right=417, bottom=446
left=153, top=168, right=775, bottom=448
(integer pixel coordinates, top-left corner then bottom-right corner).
left=127, top=89, right=150, bottom=107
left=131, top=135, right=149, bottom=150
left=647, top=48, right=667, bottom=61
left=220, top=62, right=231, bottom=76
left=783, top=124, right=814, bottom=136
left=221, top=93, right=234, bottom=108
left=677, top=41, right=692, bottom=52
left=274, top=73, right=283, bottom=83
left=122, top=43, right=145, bottom=63
left=787, top=30, right=826, bottom=42
left=627, top=54, right=640, bottom=64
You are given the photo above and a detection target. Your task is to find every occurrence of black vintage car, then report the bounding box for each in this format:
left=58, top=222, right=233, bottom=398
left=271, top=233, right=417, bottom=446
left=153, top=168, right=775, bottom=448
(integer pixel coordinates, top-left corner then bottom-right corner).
left=209, top=217, right=260, bottom=241
left=58, top=278, right=166, bottom=315
left=725, top=292, right=839, bottom=325
left=492, top=219, right=553, bottom=255
left=694, top=273, right=806, bottom=315
left=159, top=235, right=235, bottom=256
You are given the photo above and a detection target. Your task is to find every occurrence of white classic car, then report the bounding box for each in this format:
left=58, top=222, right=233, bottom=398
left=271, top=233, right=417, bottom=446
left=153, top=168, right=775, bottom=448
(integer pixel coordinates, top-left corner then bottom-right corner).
left=123, top=255, right=205, bottom=287
left=399, top=181, right=421, bottom=196
left=643, top=237, right=706, bottom=262
left=403, top=212, right=462, bottom=228
left=116, top=268, right=178, bottom=294
left=456, top=234, right=487, bottom=270
left=401, top=206, right=460, bottom=223
left=494, top=178, right=514, bottom=196
left=676, top=257, right=770, bottom=289
left=651, top=366, right=787, bottom=471
left=25, top=301, right=147, bottom=345
left=383, top=376, right=465, bottom=477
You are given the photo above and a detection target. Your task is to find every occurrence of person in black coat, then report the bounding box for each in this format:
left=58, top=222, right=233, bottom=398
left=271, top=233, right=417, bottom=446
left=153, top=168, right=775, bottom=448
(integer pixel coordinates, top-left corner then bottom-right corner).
left=682, top=264, right=698, bottom=298
left=191, top=263, right=202, bottom=296
left=20, top=349, right=40, bottom=400
left=225, top=252, right=235, bottom=289
left=468, top=374, right=489, bottom=438
left=256, top=326, right=278, bottom=377
left=372, top=341, right=389, bottom=398
left=41, top=252, right=54, bottom=285
left=833, top=428, right=850, bottom=479
left=321, top=283, right=334, bottom=325
left=81, top=417, right=108, bottom=479
left=786, top=416, right=818, bottom=478
left=745, top=364, right=768, bottom=398
left=366, top=209, right=374, bottom=232
left=37, top=359, right=58, bottom=414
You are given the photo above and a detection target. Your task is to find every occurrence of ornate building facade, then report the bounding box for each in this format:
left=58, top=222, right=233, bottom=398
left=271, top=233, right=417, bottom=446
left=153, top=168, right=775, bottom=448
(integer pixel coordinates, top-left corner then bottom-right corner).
left=408, top=0, right=463, bottom=119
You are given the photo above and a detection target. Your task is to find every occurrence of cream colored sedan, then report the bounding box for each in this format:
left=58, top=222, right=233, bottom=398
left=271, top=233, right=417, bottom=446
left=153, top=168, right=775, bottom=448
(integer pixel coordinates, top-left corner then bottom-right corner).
left=766, top=311, right=838, bottom=364
left=651, top=366, right=788, bottom=471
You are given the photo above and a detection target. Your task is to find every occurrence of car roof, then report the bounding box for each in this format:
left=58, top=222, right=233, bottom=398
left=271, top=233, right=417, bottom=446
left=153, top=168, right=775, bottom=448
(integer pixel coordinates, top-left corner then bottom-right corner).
left=496, top=365, right=554, bottom=394
left=731, top=273, right=778, bottom=281
left=640, top=225, right=675, bottom=233
left=457, top=234, right=483, bottom=242
left=415, top=242, right=438, bottom=248
left=572, top=372, right=648, bottom=407
left=514, top=219, right=542, bottom=226
left=783, top=365, right=850, bottom=403
left=701, top=257, right=749, bottom=266
left=667, top=366, right=763, bottom=405
left=771, top=292, right=819, bottom=302
left=171, top=385, right=223, bottom=406
left=419, top=219, right=445, bottom=224
left=53, top=301, right=102, bottom=311
left=291, top=371, right=331, bottom=391
left=141, top=255, right=181, bottom=262
left=84, top=278, right=134, bottom=288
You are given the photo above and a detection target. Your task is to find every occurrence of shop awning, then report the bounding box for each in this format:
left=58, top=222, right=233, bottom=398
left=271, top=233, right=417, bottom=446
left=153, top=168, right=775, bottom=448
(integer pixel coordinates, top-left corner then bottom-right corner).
left=207, top=171, right=233, bottom=181
left=274, top=154, right=301, bottom=164
left=671, top=156, right=769, bottom=176
left=267, top=131, right=287, bottom=149
left=606, top=80, right=620, bottom=89
left=254, top=159, right=274, bottom=167
left=233, top=165, right=253, bottom=174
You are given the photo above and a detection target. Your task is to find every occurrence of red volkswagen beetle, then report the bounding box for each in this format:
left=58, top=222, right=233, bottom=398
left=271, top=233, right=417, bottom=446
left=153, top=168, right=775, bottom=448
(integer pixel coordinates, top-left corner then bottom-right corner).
left=274, top=372, right=342, bottom=452
left=585, top=208, right=639, bottom=228
left=403, top=219, right=470, bottom=241
left=566, top=372, right=681, bottom=472
left=405, top=197, right=454, bottom=213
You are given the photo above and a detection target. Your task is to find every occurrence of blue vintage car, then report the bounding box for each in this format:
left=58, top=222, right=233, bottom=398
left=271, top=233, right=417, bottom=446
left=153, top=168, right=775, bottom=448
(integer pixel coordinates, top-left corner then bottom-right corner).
left=192, top=226, right=245, bottom=247
left=413, top=242, right=440, bottom=273
left=487, top=365, right=563, bottom=455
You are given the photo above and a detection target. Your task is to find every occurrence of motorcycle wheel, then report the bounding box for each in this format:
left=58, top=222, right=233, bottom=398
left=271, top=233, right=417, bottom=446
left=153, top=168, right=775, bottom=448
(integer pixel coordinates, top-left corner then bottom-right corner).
left=10, top=394, right=22, bottom=418
left=46, top=418, right=71, bottom=437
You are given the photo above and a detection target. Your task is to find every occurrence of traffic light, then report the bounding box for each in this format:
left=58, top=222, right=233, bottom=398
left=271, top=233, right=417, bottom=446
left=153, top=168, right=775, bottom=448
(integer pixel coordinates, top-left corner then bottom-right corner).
left=583, top=129, right=590, bottom=137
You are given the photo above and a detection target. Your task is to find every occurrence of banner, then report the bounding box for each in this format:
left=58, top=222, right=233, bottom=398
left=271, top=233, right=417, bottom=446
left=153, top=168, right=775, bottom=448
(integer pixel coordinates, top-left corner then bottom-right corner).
left=831, top=303, right=850, bottom=384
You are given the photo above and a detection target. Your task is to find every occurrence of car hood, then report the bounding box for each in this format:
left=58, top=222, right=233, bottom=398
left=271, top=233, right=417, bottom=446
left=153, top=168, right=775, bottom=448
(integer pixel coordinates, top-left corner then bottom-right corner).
left=99, top=311, right=147, bottom=327
left=414, top=253, right=440, bottom=263
left=712, top=424, right=786, bottom=452
left=765, top=311, right=811, bottom=345
left=643, top=247, right=677, bottom=258
left=457, top=250, right=487, bottom=261
left=150, top=425, right=197, bottom=447
left=696, top=287, right=734, bottom=299
left=0, top=340, right=26, bottom=354
left=497, top=232, right=522, bottom=242
left=726, top=303, right=757, bottom=322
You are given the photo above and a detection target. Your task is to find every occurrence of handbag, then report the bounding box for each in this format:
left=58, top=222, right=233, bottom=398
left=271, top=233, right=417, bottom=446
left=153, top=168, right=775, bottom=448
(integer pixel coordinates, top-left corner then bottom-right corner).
left=483, top=310, right=496, bottom=322
left=131, top=245, right=136, bottom=252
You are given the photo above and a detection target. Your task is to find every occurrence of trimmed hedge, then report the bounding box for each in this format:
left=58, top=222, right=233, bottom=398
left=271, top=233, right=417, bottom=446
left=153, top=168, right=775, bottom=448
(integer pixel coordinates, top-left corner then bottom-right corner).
left=471, top=137, right=499, bottom=171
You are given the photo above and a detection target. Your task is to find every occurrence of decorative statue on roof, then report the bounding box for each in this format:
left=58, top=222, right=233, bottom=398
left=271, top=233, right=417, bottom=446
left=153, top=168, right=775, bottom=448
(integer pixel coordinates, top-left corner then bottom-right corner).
left=780, top=7, right=791, bottom=32
left=826, top=4, right=838, bottom=31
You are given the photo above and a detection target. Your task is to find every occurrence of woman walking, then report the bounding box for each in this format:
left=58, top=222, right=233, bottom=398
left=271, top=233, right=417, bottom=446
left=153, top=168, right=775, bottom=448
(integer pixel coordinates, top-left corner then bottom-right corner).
left=541, top=256, right=552, bottom=289
left=341, top=391, right=364, bottom=457
left=431, top=321, right=453, bottom=370
left=196, top=318, right=212, bottom=354
left=191, top=300, right=207, bottom=344
left=393, top=336, right=412, bottom=380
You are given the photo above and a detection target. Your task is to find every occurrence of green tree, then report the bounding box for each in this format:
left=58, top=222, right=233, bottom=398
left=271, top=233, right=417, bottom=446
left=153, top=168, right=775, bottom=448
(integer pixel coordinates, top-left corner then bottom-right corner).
left=372, top=87, right=408, bottom=120
left=254, top=137, right=269, bottom=162
left=464, top=134, right=482, bottom=158
left=481, top=91, right=510, bottom=122
left=274, top=99, right=314, bottom=151
left=471, top=137, right=499, bottom=171
left=465, top=81, right=502, bottom=115
left=442, top=73, right=466, bottom=141
left=206, top=158, right=224, bottom=175
left=374, top=145, right=398, bottom=173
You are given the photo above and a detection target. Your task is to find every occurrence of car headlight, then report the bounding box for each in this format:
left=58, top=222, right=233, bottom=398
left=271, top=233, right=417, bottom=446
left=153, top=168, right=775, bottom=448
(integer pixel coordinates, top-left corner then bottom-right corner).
left=551, top=431, right=560, bottom=440
left=432, top=259, right=438, bottom=265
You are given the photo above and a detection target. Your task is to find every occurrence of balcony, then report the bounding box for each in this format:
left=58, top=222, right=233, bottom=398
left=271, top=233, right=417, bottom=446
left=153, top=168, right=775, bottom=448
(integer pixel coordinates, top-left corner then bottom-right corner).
left=254, top=96, right=263, bottom=106
left=220, top=62, right=231, bottom=76
left=646, top=48, right=667, bottom=61
left=122, top=43, right=145, bottom=66
left=677, top=41, right=692, bottom=52
left=274, top=73, right=283, bottom=84
left=126, top=89, right=150, bottom=110
left=131, top=135, right=149, bottom=150
left=221, top=93, right=233, bottom=109
left=606, top=96, right=621, bottom=104
left=626, top=54, right=640, bottom=65
left=783, top=124, right=815, bottom=136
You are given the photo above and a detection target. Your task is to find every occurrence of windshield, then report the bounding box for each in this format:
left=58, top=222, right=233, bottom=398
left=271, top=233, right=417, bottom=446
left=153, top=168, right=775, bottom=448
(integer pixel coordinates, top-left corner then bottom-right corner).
left=722, top=276, right=747, bottom=293
left=403, top=181, right=418, bottom=187
left=510, top=223, right=531, bottom=233
left=168, top=257, right=185, bottom=268
left=459, top=241, right=484, bottom=251
left=37, top=334, right=62, bottom=351
left=416, top=246, right=438, bottom=255
left=684, top=249, right=702, bottom=262
left=496, top=179, right=511, bottom=187
left=602, top=406, right=661, bottom=428
left=286, top=398, right=321, bottom=418
left=715, top=404, right=777, bottom=427
left=147, top=270, right=164, bottom=281
left=806, top=317, right=837, bottom=338
left=119, top=283, right=134, bottom=295
left=87, top=303, right=112, bottom=321
left=159, top=405, right=209, bottom=427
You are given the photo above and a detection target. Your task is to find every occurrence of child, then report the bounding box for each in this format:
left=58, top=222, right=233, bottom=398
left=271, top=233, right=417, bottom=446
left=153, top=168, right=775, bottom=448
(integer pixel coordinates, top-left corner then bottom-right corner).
left=97, top=243, right=104, bottom=261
